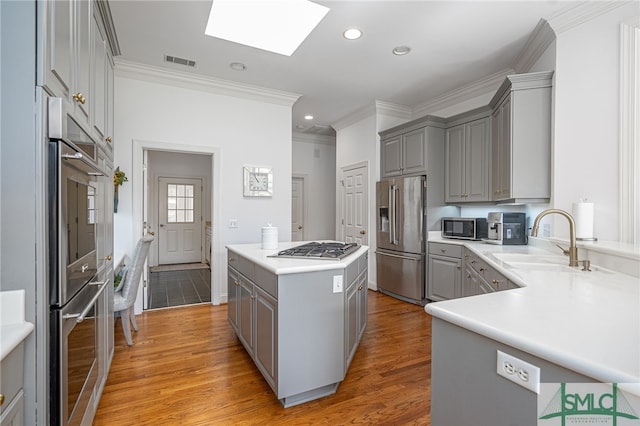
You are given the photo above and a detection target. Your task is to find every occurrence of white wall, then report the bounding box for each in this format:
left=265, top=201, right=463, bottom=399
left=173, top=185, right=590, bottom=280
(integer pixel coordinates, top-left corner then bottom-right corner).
left=292, top=133, right=336, bottom=240
left=550, top=3, right=637, bottom=241
left=334, top=104, right=413, bottom=290
left=114, top=67, right=296, bottom=305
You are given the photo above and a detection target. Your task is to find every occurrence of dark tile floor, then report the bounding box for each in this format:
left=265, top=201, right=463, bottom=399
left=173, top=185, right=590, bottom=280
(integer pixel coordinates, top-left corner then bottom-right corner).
left=148, top=268, right=211, bottom=309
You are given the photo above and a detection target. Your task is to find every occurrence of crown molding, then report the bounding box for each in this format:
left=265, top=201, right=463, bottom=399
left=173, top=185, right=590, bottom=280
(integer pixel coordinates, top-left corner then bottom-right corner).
left=292, top=132, right=336, bottom=146
left=332, top=101, right=411, bottom=131
left=114, top=59, right=300, bottom=107
left=513, top=19, right=556, bottom=73
left=332, top=103, right=377, bottom=131
left=375, top=101, right=413, bottom=119
left=412, top=68, right=513, bottom=118
left=546, top=0, right=630, bottom=35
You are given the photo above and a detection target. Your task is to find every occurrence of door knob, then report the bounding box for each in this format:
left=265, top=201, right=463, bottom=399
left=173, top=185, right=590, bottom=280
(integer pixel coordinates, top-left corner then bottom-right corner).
left=298, top=225, right=302, bottom=230
left=160, top=224, right=165, bottom=228
left=360, top=230, right=366, bottom=235
left=148, top=231, right=155, bottom=236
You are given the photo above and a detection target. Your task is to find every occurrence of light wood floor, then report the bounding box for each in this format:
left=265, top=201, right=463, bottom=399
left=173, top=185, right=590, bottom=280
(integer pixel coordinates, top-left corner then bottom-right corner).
left=94, top=290, right=432, bottom=425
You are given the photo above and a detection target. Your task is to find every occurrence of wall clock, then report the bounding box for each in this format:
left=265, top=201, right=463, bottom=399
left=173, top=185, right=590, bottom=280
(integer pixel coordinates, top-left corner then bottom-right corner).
left=243, top=166, right=273, bottom=197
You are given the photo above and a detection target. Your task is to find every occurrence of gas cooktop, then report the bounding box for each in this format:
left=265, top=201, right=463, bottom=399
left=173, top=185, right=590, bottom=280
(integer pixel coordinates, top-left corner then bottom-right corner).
left=270, top=242, right=360, bottom=260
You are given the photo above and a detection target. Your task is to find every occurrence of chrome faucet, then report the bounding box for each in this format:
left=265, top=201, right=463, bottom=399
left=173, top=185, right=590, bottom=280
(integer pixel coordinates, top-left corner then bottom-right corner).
left=531, top=209, right=579, bottom=267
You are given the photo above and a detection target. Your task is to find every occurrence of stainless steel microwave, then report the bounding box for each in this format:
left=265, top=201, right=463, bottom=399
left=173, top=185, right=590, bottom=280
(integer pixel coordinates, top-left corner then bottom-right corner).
left=441, top=217, right=488, bottom=240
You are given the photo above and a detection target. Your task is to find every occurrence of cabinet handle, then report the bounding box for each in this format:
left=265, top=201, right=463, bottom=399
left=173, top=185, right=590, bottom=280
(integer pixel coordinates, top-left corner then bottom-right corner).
left=495, top=190, right=500, bottom=194
left=105, top=136, right=112, bottom=143
left=360, top=229, right=366, bottom=235
left=358, top=285, right=363, bottom=291
left=492, top=279, right=500, bottom=284
left=148, top=231, right=155, bottom=236
left=441, top=249, right=446, bottom=253
left=251, top=295, right=256, bottom=300
left=105, top=255, right=112, bottom=261
left=234, top=280, right=239, bottom=286
left=471, top=260, right=476, bottom=264
left=467, top=274, right=472, bottom=279
left=72, top=93, right=86, bottom=105
left=456, top=266, right=460, bottom=270
left=0, top=393, right=4, bottom=406
left=479, top=268, right=485, bottom=272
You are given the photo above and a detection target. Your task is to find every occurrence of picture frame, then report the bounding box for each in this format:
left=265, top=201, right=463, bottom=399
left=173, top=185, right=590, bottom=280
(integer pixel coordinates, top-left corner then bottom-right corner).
left=243, top=166, right=273, bottom=197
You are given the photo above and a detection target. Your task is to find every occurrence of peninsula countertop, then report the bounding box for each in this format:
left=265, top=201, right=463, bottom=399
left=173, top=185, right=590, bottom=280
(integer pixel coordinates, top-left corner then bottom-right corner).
left=226, top=241, right=369, bottom=276
left=425, top=236, right=640, bottom=389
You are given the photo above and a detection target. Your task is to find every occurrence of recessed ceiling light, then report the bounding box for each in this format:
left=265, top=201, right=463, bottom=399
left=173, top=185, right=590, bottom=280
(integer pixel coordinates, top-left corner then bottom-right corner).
left=229, top=62, right=246, bottom=71
left=343, top=28, right=362, bottom=40
left=392, top=45, right=412, bottom=56
left=304, top=115, right=314, bottom=120
left=205, top=0, right=330, bottom=56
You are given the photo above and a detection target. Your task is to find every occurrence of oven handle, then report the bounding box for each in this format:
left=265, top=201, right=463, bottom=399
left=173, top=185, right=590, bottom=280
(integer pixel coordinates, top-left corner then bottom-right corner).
left=62, top=152, right=105, bottom=176
left=63, top=279, right=109, bottom=323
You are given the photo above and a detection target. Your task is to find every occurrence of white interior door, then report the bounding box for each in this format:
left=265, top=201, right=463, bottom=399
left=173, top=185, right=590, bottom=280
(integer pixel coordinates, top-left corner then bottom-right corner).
left=143, top=149, right=149, bottom=309
left=342, top=163, right=368, bottom=244
left=292, top=177, right=304, bottom=241
left=158, top=177, right=203, bottom=264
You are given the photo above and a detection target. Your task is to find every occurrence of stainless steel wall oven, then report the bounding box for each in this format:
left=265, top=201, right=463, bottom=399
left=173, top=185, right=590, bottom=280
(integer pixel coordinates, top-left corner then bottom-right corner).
left=47, top=98, right=109, bottom=425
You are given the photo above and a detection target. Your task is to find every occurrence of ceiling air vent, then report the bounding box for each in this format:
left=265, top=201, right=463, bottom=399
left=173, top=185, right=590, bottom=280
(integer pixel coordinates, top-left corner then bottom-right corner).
left=164, top=55, right=196, bottom=67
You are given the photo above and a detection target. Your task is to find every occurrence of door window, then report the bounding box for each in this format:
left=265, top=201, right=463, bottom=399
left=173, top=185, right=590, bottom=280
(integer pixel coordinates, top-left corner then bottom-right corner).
left=167, top=183, right=194, bottom=223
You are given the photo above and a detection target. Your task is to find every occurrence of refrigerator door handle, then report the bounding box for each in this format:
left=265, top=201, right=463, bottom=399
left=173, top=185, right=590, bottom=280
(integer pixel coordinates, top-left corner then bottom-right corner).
left=375, top=250, right=421, bottom=261
left=390, top=184, right=399, bottom=245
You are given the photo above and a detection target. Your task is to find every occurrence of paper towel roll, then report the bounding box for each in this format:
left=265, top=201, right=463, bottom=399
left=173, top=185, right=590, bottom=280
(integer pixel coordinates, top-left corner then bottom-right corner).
left=572, top=201, right=594, bottom=239
left=261, top=224, right=278, bottom=250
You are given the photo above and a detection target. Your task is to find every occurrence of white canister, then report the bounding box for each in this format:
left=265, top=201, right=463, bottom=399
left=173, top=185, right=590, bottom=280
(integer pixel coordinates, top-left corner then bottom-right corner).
left=261, top=224, right=278, bottom=250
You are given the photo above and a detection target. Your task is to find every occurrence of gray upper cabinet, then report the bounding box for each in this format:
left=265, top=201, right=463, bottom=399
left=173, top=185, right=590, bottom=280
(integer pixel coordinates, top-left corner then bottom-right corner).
left=444, top=107, right=491, bottom=203
left=489, top=71, right=553, bottom=203
left=40, top=0, right=118, bottom=158
left=380, top=116, right=447, bottom=178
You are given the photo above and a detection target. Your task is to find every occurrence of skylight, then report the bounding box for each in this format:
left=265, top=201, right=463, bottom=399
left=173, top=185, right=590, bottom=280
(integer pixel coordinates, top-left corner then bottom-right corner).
left=205, top=0, right=330, bottom=56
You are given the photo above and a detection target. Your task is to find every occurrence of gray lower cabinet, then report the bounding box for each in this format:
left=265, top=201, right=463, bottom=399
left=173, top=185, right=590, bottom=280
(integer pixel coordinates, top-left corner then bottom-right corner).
left=444, top=107, right=492, bottom=203
left=0, top=343, right=25, bottom=426
left=227, top=249, right=367, bottom=407
left=427, top=243, right=462, bottom=301
left=464, top=247, right=519, bottom=294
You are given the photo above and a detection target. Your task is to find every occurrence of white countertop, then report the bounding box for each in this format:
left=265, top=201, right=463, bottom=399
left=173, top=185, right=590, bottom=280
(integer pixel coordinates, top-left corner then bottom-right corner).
left=0, top=290, right=34, bottom=361
left=226, top=241, right=369, bottom=275
left=425, top=236, right=640, bottom=389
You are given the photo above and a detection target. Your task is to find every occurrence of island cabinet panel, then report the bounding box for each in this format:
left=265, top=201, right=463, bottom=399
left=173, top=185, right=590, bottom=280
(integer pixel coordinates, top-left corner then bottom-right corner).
left=254, top=287, right=277, bottom=390
left=431, top=318, right=595, bottom=426
left=227, top=268, right=240, bottom=331
left=226, top=247, right=368, bottom=408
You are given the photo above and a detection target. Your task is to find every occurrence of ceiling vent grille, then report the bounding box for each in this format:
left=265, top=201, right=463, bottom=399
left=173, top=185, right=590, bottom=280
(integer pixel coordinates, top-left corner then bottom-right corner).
left=164, top=55, right=196, bottom=67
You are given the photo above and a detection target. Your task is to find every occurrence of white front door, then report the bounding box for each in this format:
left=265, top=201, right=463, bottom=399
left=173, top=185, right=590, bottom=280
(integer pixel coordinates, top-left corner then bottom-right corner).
left=341, top=163, right=368, bottom=245
left=291, top=177, right=304, bottom=241
left=158, top=177, right=203, bottom=264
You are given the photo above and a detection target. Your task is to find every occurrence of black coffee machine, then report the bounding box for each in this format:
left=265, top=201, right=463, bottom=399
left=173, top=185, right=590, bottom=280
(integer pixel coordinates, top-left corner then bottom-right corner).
left=484, top=212, right=527, bottom=245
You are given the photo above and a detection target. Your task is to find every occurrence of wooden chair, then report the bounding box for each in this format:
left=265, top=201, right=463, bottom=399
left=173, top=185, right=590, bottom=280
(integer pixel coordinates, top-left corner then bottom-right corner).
left=114, top=235, right=153, bottom=345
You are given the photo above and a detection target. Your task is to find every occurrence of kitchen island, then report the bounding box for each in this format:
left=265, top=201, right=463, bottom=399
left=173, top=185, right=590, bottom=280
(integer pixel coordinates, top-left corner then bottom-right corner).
left=425, top=236, right=640, bottom=425
left=226, top=242, right=369, bottom=407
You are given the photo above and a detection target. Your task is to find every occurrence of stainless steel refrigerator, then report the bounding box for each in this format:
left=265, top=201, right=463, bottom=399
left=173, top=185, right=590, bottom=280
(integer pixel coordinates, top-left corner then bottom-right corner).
left=375, top=176, right=427, bottom=305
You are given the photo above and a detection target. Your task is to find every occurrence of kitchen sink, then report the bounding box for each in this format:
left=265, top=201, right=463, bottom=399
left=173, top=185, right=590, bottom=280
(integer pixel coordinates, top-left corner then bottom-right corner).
left=489, top=252, right=611, bottom=273
left=490, top=252, right=566, bottom=265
